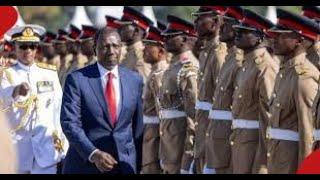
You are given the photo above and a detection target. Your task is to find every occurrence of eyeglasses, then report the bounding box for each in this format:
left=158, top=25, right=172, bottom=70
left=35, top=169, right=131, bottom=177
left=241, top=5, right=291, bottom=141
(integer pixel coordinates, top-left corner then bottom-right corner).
left=19, top=44, right=38, bottom=50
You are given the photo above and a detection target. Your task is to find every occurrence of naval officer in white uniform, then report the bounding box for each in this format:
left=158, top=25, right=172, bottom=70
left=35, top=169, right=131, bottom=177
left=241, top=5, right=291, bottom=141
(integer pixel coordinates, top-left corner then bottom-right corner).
left=0, top=24, right=69, bottom=174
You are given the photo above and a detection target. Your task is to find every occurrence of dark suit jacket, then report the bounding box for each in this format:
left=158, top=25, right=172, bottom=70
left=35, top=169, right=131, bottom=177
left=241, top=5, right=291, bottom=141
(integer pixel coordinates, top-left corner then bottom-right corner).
left=60, top=63, right=144, bottom=174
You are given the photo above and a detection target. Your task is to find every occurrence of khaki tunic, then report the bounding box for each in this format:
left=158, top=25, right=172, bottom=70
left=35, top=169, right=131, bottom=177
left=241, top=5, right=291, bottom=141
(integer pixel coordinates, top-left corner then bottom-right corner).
left=205, top=46, right=243, bottom=172
left=230, top=47, right=278, bottom=174
left=58, top=54, right=73, bottom=89
left=306, top=42, right=320, bottom=70
left=121, top=41, right=151, bottom=83
left=119, top=43, right=128, bottom=64
left=142, top=60, right=168, bottom=174
left=194, top=39, right=227, bottom=172
left=159, top=50, right=199, bottom=173
left=66, top=53, right=88, bottom=74
left=267, top=52, right=319, bottom=174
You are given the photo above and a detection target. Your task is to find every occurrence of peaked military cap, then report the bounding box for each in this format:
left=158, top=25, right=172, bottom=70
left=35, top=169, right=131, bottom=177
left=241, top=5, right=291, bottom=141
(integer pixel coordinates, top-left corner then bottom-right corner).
left=41, top=31, right=56, bottom=45
left=162, top=15, right=197, bottom=37
left=79, top=25, right=97, bottom=40
left=105, top=15, right=121, bottom=29
left=66, top=24, right=82, bottom=41
left=233, top=9, right=275, bottom=37
left=302, top=6, right=320, bottom=21
left=7, top=24, right=46, bottom=43
left=269, top=8, right=320, bottom=41
left=143, top=26, right=164, bottom=46
left=117, top=6, right=154, bottom=32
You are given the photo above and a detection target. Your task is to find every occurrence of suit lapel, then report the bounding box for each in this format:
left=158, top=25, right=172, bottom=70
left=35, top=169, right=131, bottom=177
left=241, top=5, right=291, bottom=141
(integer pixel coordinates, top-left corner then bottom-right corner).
left=114, top=66, right=130, bottom=129
left=88, top=63, right=113, bottom=129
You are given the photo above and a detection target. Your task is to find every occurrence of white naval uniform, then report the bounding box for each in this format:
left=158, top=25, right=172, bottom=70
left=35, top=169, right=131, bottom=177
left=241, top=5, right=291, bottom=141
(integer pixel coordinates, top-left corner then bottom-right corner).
left=0, top=61, right=69, bottom=174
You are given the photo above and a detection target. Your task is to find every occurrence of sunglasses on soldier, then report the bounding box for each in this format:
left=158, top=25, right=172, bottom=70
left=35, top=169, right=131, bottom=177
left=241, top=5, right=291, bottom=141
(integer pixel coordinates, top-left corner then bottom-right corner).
left=18, top=43, right=39, bottom=50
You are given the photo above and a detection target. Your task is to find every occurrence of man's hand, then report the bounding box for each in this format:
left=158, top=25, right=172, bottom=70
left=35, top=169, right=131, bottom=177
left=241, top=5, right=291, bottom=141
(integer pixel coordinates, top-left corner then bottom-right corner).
left=91, top=150, right=118, bottom=173
left=12, top=82, right=30, bottom=98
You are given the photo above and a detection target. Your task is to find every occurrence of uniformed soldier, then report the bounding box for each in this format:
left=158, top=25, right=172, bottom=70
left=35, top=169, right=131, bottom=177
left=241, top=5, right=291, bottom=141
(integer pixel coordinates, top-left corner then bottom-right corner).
left=204, top=6, right=244, bottom=174
left=117, top=6, right=154, bottom=83
left=141, top=26, right=169, bottom=174
left=157, top=21, right=173, bottom=63
left=53, top=29, right=73, bottom=87
left=191, top=6, right=228, bottom=174
left=159, top=15, right=199, bottom=174
left=105, top=15, right=127, bottom=63
left=79, top=25, right=98, bottom=66
left=65, top=25, right=88, bottom=75
left=0, top=24, right=69, bottom=174
left=230, top=9, right=279, bottom=174
left=40, top=31, right=60, bottom=67
left=266, top=9, right=320, bottom=174
left=302, top=6, right=320, bottom=70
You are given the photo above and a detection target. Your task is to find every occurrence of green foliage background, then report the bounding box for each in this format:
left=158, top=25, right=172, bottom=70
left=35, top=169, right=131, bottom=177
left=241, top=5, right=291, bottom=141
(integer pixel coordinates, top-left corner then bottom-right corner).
left=18, top=6, right=301, bottom=32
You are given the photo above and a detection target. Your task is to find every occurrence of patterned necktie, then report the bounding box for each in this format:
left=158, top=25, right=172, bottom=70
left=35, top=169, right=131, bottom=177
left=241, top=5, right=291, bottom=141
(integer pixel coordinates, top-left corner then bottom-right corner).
left=105, top=72, right=117, bottom=127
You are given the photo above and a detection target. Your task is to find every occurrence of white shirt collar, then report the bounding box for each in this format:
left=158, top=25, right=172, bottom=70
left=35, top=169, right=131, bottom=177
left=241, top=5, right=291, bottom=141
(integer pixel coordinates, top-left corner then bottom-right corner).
left=17, top=61, right=37, bottom=72
left=97, top=62, right=119, bottom=79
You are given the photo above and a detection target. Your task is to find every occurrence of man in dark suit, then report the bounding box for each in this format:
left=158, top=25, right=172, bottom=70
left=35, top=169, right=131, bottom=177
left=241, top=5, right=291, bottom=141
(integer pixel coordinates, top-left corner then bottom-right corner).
left=60, top=27, right=144, bottom=174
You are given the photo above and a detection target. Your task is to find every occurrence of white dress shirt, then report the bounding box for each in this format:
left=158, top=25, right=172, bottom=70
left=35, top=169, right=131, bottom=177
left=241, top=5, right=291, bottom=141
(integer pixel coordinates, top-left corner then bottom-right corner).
left=89, top=63, right=122, bottom=162
left=97, top=62, right=122, bottom=118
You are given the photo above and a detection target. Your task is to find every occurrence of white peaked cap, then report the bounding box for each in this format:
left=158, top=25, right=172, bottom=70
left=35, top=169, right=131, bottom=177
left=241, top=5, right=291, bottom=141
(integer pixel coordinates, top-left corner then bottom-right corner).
left=68, top=6, right=93, bottom=30
left=6, top=24, right=46, bottom=43
left=142, top=6, right=157, bottom=27
left=94, top=6, right=124, bottom=28
left=266, top=6, right=277, bottom=24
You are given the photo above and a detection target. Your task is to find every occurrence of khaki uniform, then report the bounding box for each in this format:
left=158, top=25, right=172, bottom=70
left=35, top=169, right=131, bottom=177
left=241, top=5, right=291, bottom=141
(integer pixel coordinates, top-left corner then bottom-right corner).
left=194, top=40, right=227, bottom=174
left=230, top=47, right=278, bottom=174
left=119, top=43, right=128, bottom=64
left=84, top=56, right=97, bottom=66
left=121, top=41, right=151, bottom=83
left=306, top=42, right=320, bottom=70
left=66, top=53, right=88, bottom=74
left=58, top=54, right=73, bottom=89
left=158, top=50, right=199, bottom=174
left=205, top=46, right=243, bottom=174
left=142, top=60, right=168, bottom=174
left=267, top=52, right=319, bottom=174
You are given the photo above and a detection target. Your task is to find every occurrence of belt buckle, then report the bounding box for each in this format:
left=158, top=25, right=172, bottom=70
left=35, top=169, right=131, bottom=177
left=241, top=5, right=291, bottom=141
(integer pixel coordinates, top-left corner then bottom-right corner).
left=266, top=126, right=271, bottom=140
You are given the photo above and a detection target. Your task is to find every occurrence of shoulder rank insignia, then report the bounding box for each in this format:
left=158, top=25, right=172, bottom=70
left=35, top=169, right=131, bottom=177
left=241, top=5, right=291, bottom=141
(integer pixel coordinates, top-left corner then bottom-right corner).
left=36, top=63, right=57, bottom=71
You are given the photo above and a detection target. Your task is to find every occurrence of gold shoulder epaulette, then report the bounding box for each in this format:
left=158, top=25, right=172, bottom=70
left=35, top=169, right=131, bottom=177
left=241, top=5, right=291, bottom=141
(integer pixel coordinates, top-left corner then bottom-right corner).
left=36, top=63, right=57, bottom=71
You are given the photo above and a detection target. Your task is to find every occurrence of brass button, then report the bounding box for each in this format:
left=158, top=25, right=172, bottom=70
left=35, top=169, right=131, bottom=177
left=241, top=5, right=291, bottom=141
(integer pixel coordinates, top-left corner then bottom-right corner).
left=220, top=87, right=224, bottom=91
left=216, top=78, right=219, bottom=83
left=160, top=131, right=163, bottom=136
left=213, top=97, right=216, bottom=101
left=276, top=103, right=280, bottom=107
left=202, top=78, right=205, bottom=81
left=165, top=90, right=169, bottom=93
left=206, top=133, right=209, bottom=137
left=279, top=73, right=283, bottom=78
left=242, top=67, right=246, bottom=72
left=230, top=141, right=234, bottom=146
left=273, top=93, right=276, bottom=98
left=238, top=94, right=242, bottom=99
left=230, top=105, right=233, bottom=110
left=235, top=86, right=238, bottom=90
left=204, top=52, right=208, bottom=57
left=195, top=122, right=198, bottom=126
left=267, top=152, right=271, bottom=158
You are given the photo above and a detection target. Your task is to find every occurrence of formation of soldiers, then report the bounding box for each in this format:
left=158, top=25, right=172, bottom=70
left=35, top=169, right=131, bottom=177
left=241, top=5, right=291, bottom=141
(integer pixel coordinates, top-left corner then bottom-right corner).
left=0, top=6, right=319, bottom=174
